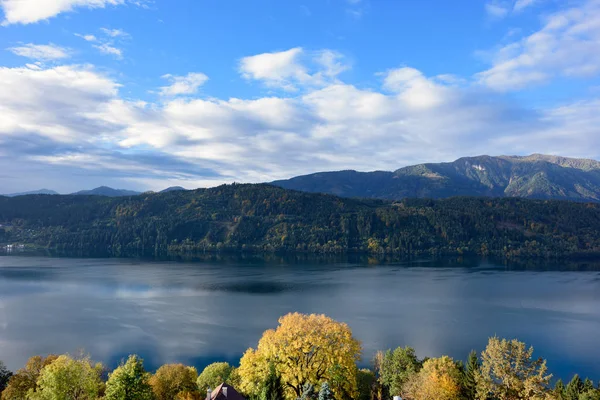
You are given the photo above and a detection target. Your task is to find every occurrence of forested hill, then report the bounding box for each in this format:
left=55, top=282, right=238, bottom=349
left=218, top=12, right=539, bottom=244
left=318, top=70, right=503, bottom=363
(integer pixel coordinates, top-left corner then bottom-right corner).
left=1, top=184, right=599, bottom=259
left=272, top=154, right=600, bottom=202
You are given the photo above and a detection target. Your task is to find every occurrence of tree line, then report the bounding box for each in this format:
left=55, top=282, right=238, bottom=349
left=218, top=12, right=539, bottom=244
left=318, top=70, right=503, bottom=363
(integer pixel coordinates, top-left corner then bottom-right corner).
left=1, top=312, right=598, bottom=400
left=1, top=184, right=600, bottom=260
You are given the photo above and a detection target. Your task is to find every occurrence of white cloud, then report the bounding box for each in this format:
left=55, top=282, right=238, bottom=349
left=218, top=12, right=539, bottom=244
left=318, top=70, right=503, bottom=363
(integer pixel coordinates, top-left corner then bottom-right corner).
left=486, top=2, right=509, bottom=18
left=239, top=47, right=350, bottom=91
left=0, top=0, right=129, bottom=25
left=93, top=43, right=123, bottom=59
left=159, top=73, right=209, bottom=96
left=514, top=0, right=539, bottom=11
left=100, top=28, right=129, bottom=38
left=7, top=43, right=70, bottom=61
left=382, top=67, right=451, bottom=109
left=2, top=60, right=600, bottom=194
left=239, top=47, right=310, bottom=91
left=477, top=0, right=600, bottom=90
left=75, top=34, right=98, bottom=42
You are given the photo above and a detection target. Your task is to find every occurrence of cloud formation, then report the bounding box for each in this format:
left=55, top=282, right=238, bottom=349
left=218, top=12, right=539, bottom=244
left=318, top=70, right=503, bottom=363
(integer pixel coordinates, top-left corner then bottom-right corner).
left=239, top=47, right=348, bottom=91
left=159, top=73, right=209, bottom=97
left=1, top=50, right=600, bottom=193
left=478, top=0, right=600, bottom=90
left=0, top=0, right=128, bottom=25
left=7, top=43, right=70, bottom=61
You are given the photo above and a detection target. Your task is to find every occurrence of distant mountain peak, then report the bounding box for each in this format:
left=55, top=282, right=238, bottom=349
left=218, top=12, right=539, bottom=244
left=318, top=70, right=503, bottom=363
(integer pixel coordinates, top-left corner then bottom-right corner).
left=273, top=154, right=600, bottom=202
left=73, top=186, right=141, bottom=197
left=160, top=186, right=187, bottom=193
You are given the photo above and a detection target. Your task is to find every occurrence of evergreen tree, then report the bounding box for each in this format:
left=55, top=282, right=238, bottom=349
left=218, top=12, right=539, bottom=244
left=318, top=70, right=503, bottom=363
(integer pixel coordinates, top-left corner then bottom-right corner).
left=261, top=364, right=284, bottom=400
left=0, top=360, right=12, bottom=393
left=463, top=350, right=479, bottom=400
left=553, top=379, right=566, bottom=400
left=566, top=375, right=584, bottom=400
left=318, top=382, right=334, bottom=400
left=584, top=379, right=595, bottom=392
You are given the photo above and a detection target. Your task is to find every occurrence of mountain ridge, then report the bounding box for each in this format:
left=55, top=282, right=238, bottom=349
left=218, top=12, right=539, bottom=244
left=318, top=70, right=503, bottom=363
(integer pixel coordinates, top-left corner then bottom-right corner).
left=273, top=154, right=600, bottom=202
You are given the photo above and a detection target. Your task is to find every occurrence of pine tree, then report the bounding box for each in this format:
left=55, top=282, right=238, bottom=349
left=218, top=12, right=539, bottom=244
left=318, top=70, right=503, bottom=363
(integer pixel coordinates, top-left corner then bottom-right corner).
left=262, top=364, right=285, bottom=400
left=0, top=360, right=13, bottom=393
left=584, top=379, right=595, bottom=392
left=566, top=374, right=584, bottom=400
left=318, top=382, right=334, bottom=400
left=463, top=350, right=479, bottom=400
left=553, top=379, right=566, bottom=400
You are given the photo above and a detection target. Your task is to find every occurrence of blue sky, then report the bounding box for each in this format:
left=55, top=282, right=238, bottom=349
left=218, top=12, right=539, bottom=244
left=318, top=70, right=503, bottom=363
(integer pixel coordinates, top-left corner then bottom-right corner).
left=0, top=0, right=599, bottom=193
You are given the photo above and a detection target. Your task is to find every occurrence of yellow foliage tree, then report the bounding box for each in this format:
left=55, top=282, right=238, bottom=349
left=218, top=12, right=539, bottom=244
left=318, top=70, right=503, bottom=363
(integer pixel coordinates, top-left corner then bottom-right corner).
left=149, top=363, right=199, bottom=400
left=404, top=356, right=462, bottom=400
left=476, top=337, right=551, bottom=400
left=238, top=313, right=362, bottom=400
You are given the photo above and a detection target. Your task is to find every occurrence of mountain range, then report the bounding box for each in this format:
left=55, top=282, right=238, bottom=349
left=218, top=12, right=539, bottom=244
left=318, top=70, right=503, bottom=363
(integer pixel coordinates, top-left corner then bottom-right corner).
left=3, top=186, right=188, bottom=197
left=272, top=154, right=600, bottom=202
left=4, top=154, right=600, bottom=202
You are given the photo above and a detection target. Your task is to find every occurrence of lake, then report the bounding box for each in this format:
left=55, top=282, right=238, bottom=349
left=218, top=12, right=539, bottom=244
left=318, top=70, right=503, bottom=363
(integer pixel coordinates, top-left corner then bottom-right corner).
left=1, top=254, right=600, bottom=382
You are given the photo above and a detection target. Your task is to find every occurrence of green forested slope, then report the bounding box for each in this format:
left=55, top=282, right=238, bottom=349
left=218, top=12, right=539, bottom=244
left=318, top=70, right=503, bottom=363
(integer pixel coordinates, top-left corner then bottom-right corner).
left=1, top=184, right=599, bottom=259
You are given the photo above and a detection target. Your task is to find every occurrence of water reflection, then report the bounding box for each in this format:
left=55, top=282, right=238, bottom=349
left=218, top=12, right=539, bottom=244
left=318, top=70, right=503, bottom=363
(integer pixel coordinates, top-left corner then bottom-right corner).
left=0, top=254, right=599, bottom=382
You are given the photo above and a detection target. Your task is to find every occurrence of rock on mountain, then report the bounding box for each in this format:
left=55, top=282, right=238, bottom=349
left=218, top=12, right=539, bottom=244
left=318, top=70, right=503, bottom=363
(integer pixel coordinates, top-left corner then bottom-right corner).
left=272, top=154, right=600, bottom=202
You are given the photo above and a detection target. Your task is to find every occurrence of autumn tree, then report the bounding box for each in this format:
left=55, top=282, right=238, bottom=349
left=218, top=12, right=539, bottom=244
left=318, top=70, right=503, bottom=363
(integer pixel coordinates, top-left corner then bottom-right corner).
left=28, top=354, right=104, bottom=400
left=475, top=337, right=551, bottom=400
left=377, top=347, right=421, bottom=399
left=150, top=364, right=199, bottom=400
left=1, top=355, right=58, bottom=400
left=0, top=361, right=11, bottom=394
left=238, top=313, right=361, bottom=400
left=196, top=362, right=235, bottom=392
left=404, top=356, right=463, bottom=400
left=104, top=355, right=154, bottom=400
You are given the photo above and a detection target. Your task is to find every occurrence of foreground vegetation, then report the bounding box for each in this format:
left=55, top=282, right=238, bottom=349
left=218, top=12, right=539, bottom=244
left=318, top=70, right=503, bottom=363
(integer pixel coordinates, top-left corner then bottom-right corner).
left=1, top=184, right=600, bottom=259
left=1, top=313, right=598, bottom=400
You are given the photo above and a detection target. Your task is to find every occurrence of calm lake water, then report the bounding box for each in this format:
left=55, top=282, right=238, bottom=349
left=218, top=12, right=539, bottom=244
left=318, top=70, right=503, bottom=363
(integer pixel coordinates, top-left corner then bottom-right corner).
left=1, top=254, right=600, bottom=381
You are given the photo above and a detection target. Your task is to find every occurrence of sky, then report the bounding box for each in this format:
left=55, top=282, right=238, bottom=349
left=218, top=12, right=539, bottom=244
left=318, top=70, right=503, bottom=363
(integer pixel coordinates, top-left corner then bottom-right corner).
left=0, top=0, right=600, bottom=193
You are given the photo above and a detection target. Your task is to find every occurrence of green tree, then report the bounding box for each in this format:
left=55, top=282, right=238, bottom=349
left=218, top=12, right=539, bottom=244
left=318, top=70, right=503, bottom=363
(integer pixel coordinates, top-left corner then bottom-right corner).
left=1, top=355, right=58, bottom=400
left=317, top=383, right=333, bottom=400
left=261, top=364, right=284, bottom=400
left=196, top=363, right=234, bottom=392
left=566, top=375, right=584, bottom=400
left=149, top=364, right=198, bottom=400
left=552, top=379, right=566, bottom=400
left=377, top=347, right=421, bottom=398
left=475, top=337, right=551, bottom=400
left=28, top=354, right=104, bottom=400
left=104, top=355, right=154, bottom=400
left=463, top=350, right=479, bottom=400
left=0, top=361, right=12, bottom=393
left=583, top=379, right=595, bottom=393
left=356, top=369, right=375, bottom=400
